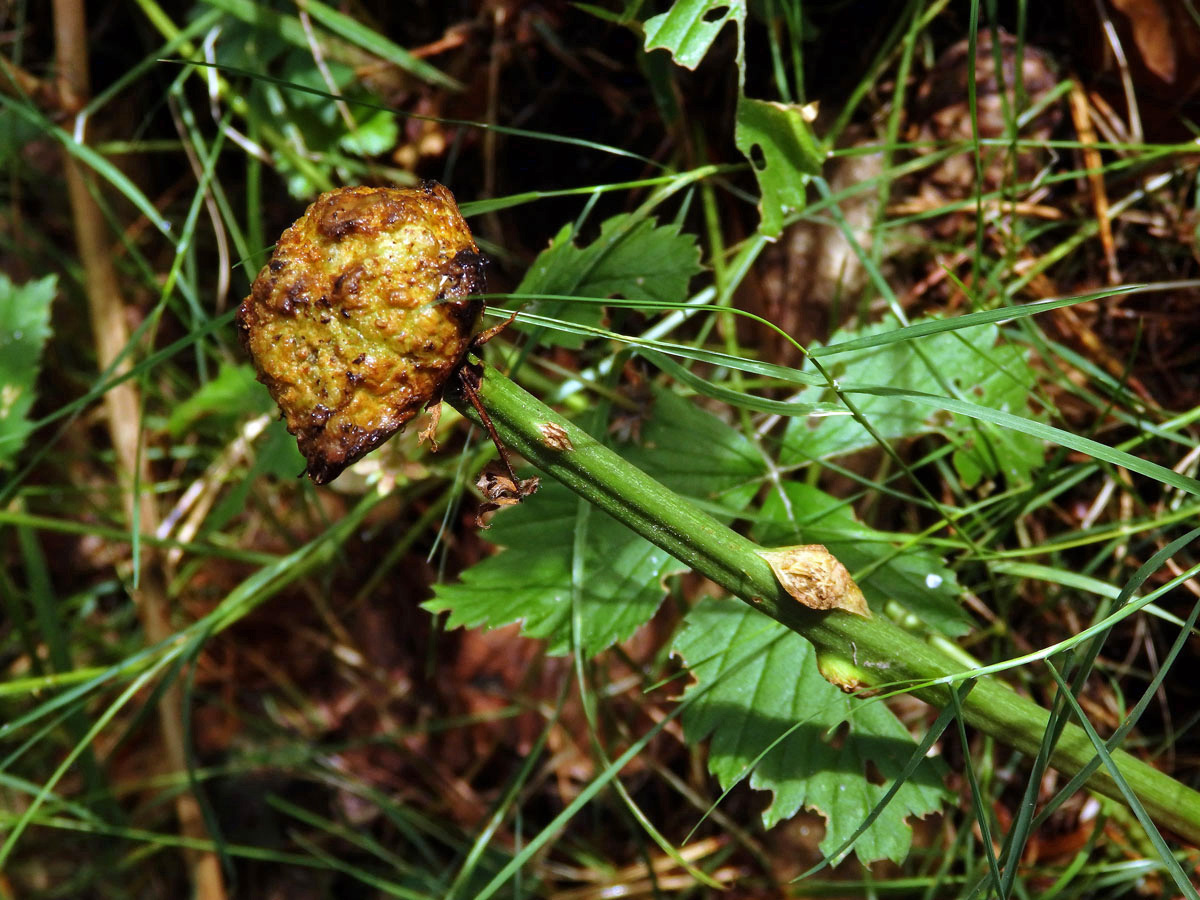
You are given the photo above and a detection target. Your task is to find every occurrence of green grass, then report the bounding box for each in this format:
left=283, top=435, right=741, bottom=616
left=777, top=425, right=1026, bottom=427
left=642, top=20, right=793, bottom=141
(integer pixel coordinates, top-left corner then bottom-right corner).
left=3, top=1, right=1200, bottom=897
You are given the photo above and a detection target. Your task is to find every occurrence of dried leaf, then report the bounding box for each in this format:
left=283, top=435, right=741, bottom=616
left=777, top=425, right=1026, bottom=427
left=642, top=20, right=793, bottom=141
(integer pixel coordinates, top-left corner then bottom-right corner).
left=1112, top=0, right=1176, bottom=83
left=758, top=545, right=870, bottom=618
left=474, top=463, right=539, bottom=528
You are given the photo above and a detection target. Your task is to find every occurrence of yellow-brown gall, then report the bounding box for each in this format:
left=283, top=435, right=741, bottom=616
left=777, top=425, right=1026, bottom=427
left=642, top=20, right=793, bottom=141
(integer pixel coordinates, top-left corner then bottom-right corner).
left=237, top=182, right=485, bottom=484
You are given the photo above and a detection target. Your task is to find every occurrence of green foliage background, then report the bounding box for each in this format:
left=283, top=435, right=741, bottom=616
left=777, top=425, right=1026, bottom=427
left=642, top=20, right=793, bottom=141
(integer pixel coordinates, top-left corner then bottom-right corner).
left=3, top=0, right=1200, bottom=896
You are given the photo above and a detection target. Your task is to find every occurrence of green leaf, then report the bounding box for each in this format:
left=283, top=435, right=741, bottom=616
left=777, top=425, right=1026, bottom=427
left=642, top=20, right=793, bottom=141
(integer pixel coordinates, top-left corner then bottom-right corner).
left=640, top=0, right=823, bottom=237
left=338, top=107, right=399, bottom=157
left=734, top=97, right=823, bottom=238
left=0, top=107, right=42, bottom=167
left=674, top=597, right=947, bottom=863
left=426, top=478, right=676, bottom=655
left=0, top=274, right=56, bottom=469
left=425, top=389, right=762, bottom=654
left=642, top=0, right=745, bottom=70
left=298, top=0, right=462, bottom=91
left=202, top=0, right=459, bottom=89
left=166, top=362, right=273, bottom=438
left=946, top=343, right=1045, bottom=488
left=573, top=216, right=703, bottom=306
left=514, top=214, right=703, bottom=349
left=783, top=320, right=1045, bottom=488
left=248, top=49, right=400, bottom=196
left=754, top=483, right=970, bottom=637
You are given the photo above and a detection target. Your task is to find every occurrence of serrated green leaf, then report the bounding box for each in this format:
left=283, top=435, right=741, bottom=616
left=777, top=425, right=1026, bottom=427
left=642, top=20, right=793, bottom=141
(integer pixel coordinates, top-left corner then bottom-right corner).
left=946, top=343, right=1044, bottom=487
left=734, top=97, right=823, bottom=238
left=783, top=320, right=1045, bottom=488
left=425, top=389, right=762, bottom=654
left=0, top=274, right=56, bottom=469
left=675, top=597, right=947, bottom=862
left=642, top=0, right=745, bottom=70
left=426, top=479, right=676, bottom=655
left=515, top=214, right=702, bottom=349
left=755, top=483, right=970, bottom=637
left=621, top=389, right=763, bottom=506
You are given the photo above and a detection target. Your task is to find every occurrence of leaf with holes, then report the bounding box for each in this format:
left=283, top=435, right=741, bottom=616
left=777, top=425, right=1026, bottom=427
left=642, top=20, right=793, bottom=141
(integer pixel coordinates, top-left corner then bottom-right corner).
left=643, top=0, right=745, bottom=70
left=640, top=1, right=822, bottom=238
left=735, top=97, right=824, bottom=238
left=675, top=597, right=948, bottom=863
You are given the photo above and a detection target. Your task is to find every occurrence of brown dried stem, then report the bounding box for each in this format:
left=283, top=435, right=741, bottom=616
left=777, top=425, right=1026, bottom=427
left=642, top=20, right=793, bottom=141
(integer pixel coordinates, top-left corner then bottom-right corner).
left=52, top=1, right=226, bottom=896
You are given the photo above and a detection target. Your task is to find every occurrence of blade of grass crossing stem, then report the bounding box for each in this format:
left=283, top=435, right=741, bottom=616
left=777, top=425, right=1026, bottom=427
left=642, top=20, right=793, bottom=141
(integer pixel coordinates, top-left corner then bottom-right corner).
left=502, top=311, right=1200, bottom=499
left=795, top=685, right=979, bottom=879
left=935, top=560, right=1200, bottom=686
left=1026, top=530, right=1200, bottom=832
left=1045, top=664, right=1197, bottom=898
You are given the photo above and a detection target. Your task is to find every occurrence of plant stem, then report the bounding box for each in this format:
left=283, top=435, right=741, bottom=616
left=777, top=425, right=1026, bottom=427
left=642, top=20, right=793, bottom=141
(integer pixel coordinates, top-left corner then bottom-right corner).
left=53, top=1, right=225, bottom=895
left=448, top=361, right=1200, bottom=845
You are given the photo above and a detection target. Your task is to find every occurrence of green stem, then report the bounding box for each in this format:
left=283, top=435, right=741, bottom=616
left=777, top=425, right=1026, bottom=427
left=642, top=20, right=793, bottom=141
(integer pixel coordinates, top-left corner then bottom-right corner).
left=448, top=361, right=1200, bottom=845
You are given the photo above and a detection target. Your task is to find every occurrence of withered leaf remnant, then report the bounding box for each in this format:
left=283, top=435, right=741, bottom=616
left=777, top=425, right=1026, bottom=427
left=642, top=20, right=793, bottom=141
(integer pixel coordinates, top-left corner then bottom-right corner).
left=758, top=545, right=871, bottom=618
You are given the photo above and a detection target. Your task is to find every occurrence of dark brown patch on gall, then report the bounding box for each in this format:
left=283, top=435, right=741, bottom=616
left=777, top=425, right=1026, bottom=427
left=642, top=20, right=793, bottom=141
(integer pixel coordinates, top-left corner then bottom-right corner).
left=332, top=265, right=364, bottom=305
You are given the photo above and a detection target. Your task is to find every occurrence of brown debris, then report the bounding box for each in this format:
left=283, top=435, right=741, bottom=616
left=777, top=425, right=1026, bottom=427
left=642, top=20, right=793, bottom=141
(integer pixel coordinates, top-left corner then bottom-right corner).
left=474, top=461, right=540, bottom=527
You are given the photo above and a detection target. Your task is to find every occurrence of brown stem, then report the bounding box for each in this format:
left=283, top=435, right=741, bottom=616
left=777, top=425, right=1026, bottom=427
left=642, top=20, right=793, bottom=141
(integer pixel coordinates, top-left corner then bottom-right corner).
left=457, top=365, right=523, bottom=485
left=52, top=2, right=226, bottom=897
